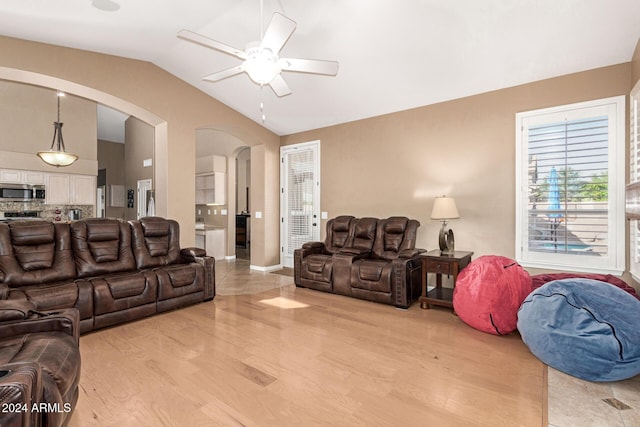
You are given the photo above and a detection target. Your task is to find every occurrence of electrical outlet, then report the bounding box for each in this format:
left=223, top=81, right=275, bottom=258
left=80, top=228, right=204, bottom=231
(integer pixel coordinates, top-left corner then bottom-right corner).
left=207, top=209, right=211, bottom=215
left=197, top=209, right=201, bottom=215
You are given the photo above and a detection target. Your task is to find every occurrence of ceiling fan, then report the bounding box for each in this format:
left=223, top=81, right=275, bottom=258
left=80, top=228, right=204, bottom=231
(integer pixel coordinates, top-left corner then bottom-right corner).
left=177, top=11, right=339, bottom=97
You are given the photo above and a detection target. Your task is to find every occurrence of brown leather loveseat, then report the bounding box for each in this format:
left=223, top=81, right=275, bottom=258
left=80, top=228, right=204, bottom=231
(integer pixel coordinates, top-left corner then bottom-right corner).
left=294, top=216, right=424, bottom=308
left=0, top=216, right=215, bottom=334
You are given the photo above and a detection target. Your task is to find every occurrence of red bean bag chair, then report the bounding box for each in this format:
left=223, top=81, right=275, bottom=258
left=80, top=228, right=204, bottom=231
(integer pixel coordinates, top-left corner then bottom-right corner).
left=453, top=255, right=532, bottom=335
left=531, top=273, right=639, bottom=300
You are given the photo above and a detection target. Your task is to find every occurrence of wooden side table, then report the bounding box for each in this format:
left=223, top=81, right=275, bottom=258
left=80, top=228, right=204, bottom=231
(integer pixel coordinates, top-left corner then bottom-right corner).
left=419, top=250, right=473, bottom=309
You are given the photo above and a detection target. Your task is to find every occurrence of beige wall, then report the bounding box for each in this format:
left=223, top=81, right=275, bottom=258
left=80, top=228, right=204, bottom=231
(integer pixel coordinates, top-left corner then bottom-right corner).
left=0, top=35, right=280, bottom=267
left=0, top=81, right=97, bottom=175
left=97, top=140, right=125, bottom=219
left=282, top=64, right=632, bottom=271
left=124, top=117, right=154, bottom=221
left=632, top=38, right=640, bottom=87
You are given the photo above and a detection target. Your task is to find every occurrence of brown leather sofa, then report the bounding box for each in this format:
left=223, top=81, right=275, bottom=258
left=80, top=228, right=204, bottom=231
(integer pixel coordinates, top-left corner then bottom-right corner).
left=0, top=301, right=80, bottom=427
left=294, top=216, right=424, bottom=308
left=0, top=217, right=216, bottom=334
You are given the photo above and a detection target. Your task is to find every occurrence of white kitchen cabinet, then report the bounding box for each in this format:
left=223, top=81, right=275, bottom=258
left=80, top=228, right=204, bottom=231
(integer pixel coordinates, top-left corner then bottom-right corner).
left=71, top=175, right=96, bottom=205
left=0, top=169, right=45, bottom=185
left=205, top=228, right=226, bottom=260
left=45, top=174, right=71, bottom=204
left=45, top=173, right=96, bottom=205
left=196, top=155, right=226, bottom=174
left=195, top=172, right=225, bottom=205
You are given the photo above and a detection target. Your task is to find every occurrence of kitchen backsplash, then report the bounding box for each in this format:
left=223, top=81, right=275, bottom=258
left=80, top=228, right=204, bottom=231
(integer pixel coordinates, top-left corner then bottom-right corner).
left=0, top=200, right=94, bottom=222
left=195, top=204, right=228, bottom=227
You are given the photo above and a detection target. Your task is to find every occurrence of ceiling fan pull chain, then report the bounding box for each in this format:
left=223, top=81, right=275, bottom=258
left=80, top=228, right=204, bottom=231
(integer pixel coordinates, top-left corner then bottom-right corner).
left=260, top=84, right=266, bottom=124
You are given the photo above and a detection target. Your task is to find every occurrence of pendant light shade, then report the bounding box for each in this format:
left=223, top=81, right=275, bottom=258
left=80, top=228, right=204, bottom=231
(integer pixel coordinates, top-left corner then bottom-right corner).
left=37, top=91, right=78, bottom=167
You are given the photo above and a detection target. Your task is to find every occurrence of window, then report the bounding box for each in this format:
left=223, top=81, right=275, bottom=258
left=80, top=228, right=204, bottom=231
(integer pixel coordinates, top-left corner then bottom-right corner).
left=629, top=82, right=640, bottom=281
left=515, top=96, right=625, bottom=274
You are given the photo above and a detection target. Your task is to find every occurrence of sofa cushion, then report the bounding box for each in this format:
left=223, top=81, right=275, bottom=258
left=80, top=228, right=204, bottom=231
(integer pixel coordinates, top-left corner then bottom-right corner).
left=0, top=221, right=76, bottom=287
left=325, top=216, right=354, bottom=253
left=130, top=217, right=181, bottom=269
left=351, top=260, right=392, bottom=293
left=351, top=218, right=377, bottom=252
left=71, top=219, right=136, bottom=278
left=372, top=217, right=419, bottom=260
left=90, top=272, right=158, bottom=316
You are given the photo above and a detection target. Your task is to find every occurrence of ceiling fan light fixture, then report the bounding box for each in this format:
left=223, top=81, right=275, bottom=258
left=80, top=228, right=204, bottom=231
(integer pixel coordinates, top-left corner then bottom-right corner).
left=242, top=46, right=281, bottom=84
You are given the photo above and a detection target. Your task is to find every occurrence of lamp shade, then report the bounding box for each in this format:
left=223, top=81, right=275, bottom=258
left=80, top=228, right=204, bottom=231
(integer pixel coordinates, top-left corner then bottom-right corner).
left=431, top=196, right=460, bottom=220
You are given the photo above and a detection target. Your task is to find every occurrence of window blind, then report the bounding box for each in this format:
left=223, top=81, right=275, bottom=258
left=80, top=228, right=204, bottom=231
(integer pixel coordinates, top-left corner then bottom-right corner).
left=525, top=117, right=609, bottom=257
left=285, top=148, right=315, bottom=256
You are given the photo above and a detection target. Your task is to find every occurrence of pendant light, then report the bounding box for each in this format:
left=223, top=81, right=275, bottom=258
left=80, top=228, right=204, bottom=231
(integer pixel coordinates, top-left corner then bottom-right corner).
left=37, top=91, right=78, bottom=167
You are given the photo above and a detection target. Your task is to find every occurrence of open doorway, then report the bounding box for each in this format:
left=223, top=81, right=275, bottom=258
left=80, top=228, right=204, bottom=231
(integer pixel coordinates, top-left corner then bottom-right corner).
left=236, top=147, right=251, bottom=260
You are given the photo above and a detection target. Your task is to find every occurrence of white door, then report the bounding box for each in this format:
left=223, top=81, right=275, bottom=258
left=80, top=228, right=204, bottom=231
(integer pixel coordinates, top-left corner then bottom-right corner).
left=137, top=179, right=152, bottom=219
left=280, top=141, right=321, bottom=268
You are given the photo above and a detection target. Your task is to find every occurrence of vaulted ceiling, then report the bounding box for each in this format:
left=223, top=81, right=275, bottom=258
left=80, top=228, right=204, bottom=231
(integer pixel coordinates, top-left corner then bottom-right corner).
left=1, top=0, right=639, bottom=136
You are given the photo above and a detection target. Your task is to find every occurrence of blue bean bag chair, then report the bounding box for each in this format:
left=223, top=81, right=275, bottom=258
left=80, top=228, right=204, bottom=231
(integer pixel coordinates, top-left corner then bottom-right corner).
left=518, top=278, right=640, bottom=382
left=453, top=255, right=532, bottom=335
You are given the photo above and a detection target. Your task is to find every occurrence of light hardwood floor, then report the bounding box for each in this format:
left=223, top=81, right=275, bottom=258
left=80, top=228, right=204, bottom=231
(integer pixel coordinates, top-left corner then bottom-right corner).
left=67, top=260, right=546, bottom=426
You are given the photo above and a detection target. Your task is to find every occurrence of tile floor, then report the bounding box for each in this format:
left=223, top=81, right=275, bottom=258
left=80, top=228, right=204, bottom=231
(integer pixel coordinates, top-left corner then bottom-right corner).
left=548, top=368, right=640, bottom=427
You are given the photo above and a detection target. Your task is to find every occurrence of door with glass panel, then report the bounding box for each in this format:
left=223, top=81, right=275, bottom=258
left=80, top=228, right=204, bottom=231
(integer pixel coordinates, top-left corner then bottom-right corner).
left=280, top=141, right=320, bottom=268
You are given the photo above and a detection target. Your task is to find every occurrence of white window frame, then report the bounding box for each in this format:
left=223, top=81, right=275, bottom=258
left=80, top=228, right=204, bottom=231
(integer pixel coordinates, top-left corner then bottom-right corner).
left=515, top=96, right=625, bottom=275
left=629, top=81, right=640, bottom=281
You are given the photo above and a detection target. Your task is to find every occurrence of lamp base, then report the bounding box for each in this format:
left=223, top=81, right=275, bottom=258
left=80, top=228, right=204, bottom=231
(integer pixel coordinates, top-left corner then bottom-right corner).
left=438, top=221, right=455, bottom=255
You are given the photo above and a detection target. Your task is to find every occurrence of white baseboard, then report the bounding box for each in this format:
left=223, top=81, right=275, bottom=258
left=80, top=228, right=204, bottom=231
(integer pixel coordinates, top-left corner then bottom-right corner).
left=250, top=264, right=282, bottom=272
left=225, top=255, right=236, bottom=260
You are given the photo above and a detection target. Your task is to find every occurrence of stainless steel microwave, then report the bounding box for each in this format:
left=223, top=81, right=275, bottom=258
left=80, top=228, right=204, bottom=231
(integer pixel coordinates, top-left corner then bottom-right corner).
left=0, top=184, right=45, bottom=201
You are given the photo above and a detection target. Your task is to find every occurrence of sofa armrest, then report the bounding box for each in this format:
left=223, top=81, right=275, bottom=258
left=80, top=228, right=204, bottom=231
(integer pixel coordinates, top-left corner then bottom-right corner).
left=185, top=254, right=216, bottom=301
left=302, top=241, right=324, bottom=250
left=0, top=305, right=79, bottom=344
left=180, top=247, right=207, bottom=260
left=398, top=248, right=426, bottom=259
left=0, top=362, right=43, bottom=427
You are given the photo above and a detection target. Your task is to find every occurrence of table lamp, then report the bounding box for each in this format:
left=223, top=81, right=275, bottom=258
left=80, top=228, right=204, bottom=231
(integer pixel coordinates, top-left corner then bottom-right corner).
left=431, top=196, right=460, bottom=255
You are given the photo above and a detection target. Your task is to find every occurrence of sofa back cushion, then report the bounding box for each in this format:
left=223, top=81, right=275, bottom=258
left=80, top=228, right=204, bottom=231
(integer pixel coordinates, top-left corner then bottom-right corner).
left=0, top=221, right=76, bottom=286
left=71, top=218, right=135, bottom=278
left=130, top=217, right=181, bottom=269
left=324, top=216, right=355, bottom=253
left=372, top=217, right=419, bottom=260
left=351, top=218, right=378, bottom=252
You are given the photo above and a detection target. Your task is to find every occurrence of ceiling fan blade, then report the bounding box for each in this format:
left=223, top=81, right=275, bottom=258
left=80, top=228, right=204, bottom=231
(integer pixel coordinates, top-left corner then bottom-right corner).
left=178, top=29, right=248, bottom=60
left=269, top=74, right=292, bottom=97
left=260, top=13, right=296, bottom=54
left=202, top=65, right=244, bottom=82
left=279, top=58, right=339, bottom=76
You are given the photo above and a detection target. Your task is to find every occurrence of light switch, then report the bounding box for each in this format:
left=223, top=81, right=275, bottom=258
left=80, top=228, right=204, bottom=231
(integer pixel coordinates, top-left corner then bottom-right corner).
left=197, top=209, right=201, bottom=215
left=321, top=212, right=328, bottom=219
left=255, top=211, right=262, bottom=219
left=213, top=209, right=217, bottom=215
left=207, top=209, right=211, bottom=215
left=221, top=209, right=227, bottom=215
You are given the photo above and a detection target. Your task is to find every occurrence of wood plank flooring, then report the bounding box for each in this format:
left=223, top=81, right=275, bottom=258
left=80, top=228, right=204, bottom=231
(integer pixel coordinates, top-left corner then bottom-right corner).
left=67, top=260, right=546, bottom=426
